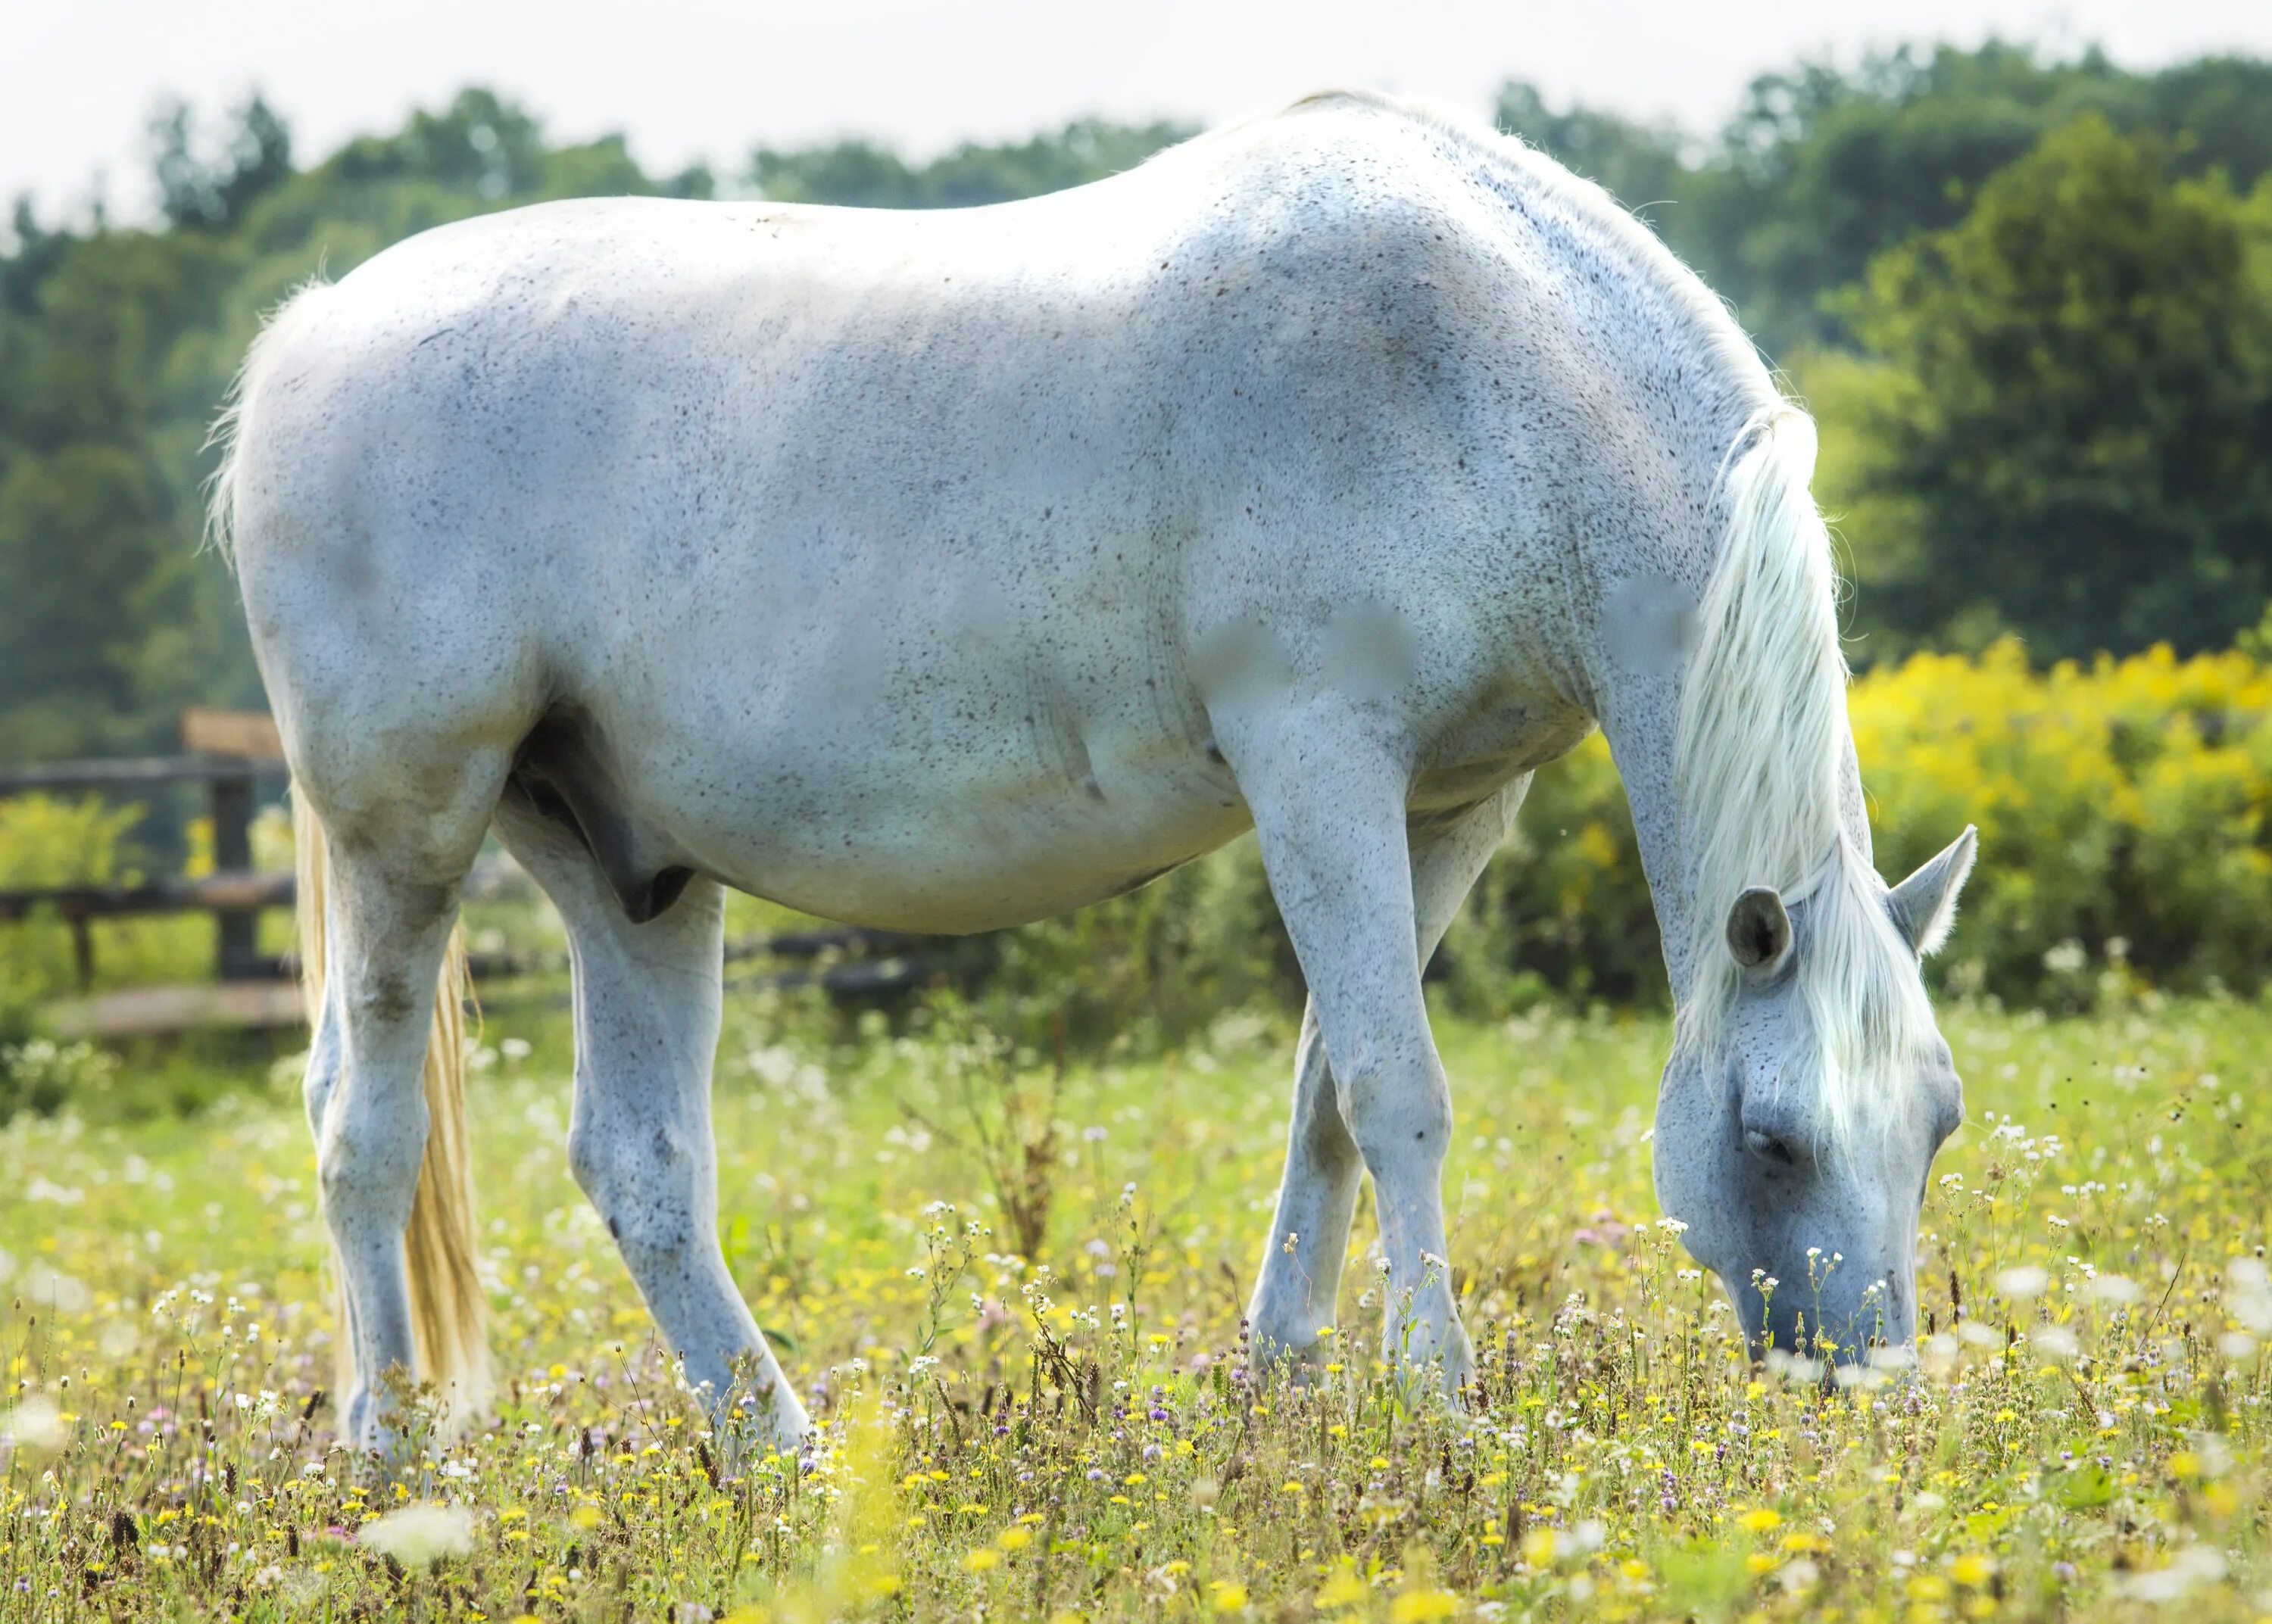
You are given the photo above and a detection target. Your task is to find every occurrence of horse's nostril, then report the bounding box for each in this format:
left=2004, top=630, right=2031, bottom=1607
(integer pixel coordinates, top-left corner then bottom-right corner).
left=1744, top=1128, right=1798, bottom=1166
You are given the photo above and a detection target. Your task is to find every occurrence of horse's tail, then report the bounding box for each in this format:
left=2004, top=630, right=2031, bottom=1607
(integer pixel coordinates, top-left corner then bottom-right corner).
left=295, top=789, right=491, bottom=1432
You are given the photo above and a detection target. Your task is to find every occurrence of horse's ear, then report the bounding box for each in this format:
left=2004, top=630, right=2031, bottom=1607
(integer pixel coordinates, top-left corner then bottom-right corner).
left=1888, top=825, right=1978, bottom=957
left=1726, top=886, right=1791, bottom=971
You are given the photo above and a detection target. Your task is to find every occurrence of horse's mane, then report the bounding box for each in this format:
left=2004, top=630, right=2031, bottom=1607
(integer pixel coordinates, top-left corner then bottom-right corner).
left=1671, top=412, right=1940, bottom=1154
left=1290, top=90, right=1937, bottom=1153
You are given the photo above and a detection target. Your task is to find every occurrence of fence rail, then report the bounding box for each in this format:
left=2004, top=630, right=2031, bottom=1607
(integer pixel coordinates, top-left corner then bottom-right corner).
left=5, top=714, right=953, bottom=1035
left=4, top=715, right=290, bottom=990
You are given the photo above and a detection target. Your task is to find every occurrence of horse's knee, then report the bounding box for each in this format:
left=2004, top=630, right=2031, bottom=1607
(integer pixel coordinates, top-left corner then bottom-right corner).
left=569, top=1114, right=703, bottom=1257
left=1335, top=1058, right=1453, bottom=1171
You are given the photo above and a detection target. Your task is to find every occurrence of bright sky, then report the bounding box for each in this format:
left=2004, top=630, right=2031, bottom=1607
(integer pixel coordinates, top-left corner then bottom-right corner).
left=11, top=0, right=2271, bottom=223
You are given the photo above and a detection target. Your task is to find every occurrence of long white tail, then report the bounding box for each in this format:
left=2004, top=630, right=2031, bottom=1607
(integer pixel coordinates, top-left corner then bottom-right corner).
left=295, top=790, right=490, bottom=1429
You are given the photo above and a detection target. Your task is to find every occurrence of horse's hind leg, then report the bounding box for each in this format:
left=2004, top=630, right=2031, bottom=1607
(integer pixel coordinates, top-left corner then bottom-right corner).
left=493, top=787, right=811, bottom=1455
left=1247, top=776, right=1528, bottom=1376
left=306, top=771, right=499, bottom=1448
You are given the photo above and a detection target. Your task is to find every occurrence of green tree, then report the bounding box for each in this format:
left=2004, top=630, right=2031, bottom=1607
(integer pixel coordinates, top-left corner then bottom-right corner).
left=0, top=91, right=694, bottom=768
left=1824, top=116, right=2272, bottom=659
left=1491, top=81, right=1688, bottom=221
left=754, top=119, right=1194, bottom=208
left=1503, top=45, right=2272, bottom=357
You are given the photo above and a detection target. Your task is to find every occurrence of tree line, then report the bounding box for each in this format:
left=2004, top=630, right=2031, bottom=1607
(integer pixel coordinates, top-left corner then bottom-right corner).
left=2, top=44, right=2268, bottom=768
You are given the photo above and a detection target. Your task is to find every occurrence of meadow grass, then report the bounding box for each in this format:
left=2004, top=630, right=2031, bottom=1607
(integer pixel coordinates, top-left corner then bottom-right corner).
left=2, top=991, right=2270, bottom=1620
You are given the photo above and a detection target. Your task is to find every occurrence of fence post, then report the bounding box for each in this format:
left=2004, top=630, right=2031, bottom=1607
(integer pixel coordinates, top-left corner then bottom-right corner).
left=210, top=766, right=258, bottom=980
left=182, top=708, right=285, bottom=983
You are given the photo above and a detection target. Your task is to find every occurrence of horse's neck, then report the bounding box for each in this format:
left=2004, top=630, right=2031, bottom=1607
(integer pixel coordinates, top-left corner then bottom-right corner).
left=1595, top=675, right=1705, bottom=1002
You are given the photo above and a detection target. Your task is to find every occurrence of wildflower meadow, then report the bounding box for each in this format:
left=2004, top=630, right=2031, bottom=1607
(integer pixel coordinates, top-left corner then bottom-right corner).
left=5, top=990, right=2271, bottom=1621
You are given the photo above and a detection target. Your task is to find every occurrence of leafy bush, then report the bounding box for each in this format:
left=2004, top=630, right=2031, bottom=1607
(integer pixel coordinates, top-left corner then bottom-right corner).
left=1450, top=637, right=2272, bottom=1014
left=1855, top=638, right=2272, bottom=1007
left=967, top=837, right=1295, bottom=1051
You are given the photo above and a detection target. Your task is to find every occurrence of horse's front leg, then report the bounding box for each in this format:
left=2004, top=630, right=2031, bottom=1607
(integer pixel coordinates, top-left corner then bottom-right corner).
left=1227, top=702, right=1500, bottom=1396
left=1247, top=778, right=1527, bottom=1379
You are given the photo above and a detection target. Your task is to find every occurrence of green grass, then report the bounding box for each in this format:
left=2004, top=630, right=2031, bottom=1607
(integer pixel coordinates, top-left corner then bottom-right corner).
left=4, top=991, right=2272, bottom=1620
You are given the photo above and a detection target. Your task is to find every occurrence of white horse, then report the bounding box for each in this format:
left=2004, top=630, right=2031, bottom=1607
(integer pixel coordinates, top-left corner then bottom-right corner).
left=211, top=89, right=1976, bottom=1451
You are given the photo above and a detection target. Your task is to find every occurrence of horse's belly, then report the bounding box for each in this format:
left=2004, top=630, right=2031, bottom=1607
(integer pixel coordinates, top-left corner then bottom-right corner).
left=715, top=787, right=1252, bottom=934
left=632, top=712, right=1255, bottom=934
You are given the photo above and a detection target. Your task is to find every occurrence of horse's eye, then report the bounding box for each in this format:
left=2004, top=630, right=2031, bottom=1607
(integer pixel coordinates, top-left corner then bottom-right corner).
left=1744, top=1128, right=1799, bottom=1167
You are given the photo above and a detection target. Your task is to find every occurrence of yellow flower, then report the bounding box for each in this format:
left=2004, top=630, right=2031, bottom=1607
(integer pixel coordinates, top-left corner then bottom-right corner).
left=966, top=1548, right=1000, bottom=1573
left=1390, top=1589, right=1459, bottom=1623
left=1746, top=1554, right=1777, bottom=1576
left=1210, top=1580, right=1250, bottom=1612
left=1735, top=1507, right=1782, bottom=1534
left=1316, top=1563, right=1370, bottom=1609
left=1951, top=1553, right=1993, bottom=1588
left=998, top=1527, right=1032, bottom=1552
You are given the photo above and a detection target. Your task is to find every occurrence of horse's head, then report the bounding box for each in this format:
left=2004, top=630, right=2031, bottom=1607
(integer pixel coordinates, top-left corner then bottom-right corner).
left=1653, top=828, right=1977, bottom=1374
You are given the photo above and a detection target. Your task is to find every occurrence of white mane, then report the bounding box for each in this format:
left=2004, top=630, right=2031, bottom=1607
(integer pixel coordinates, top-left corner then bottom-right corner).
left=1673, top=410, right=1939, bottom=1154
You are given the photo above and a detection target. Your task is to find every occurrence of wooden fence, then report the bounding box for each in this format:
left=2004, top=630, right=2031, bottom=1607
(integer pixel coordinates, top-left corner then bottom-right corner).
left=0, top=709, right=291, bottom=1003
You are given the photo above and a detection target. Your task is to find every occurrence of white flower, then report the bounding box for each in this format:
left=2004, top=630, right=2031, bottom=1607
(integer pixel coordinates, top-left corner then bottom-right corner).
left=2086, top=1273, right=2142, bottom=1305
left=2123, top=1545, right=2226, bottom=1602
left=360, top=1502, right=474, bottom=1569
left=1996, top=1265, right=2049, bottom=1300
left=2, top=1395, right=66, bottom=1452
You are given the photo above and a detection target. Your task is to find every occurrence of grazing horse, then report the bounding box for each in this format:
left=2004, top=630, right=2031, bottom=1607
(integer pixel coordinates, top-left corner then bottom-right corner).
left=211, top=89, right=1975, bottom=1452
